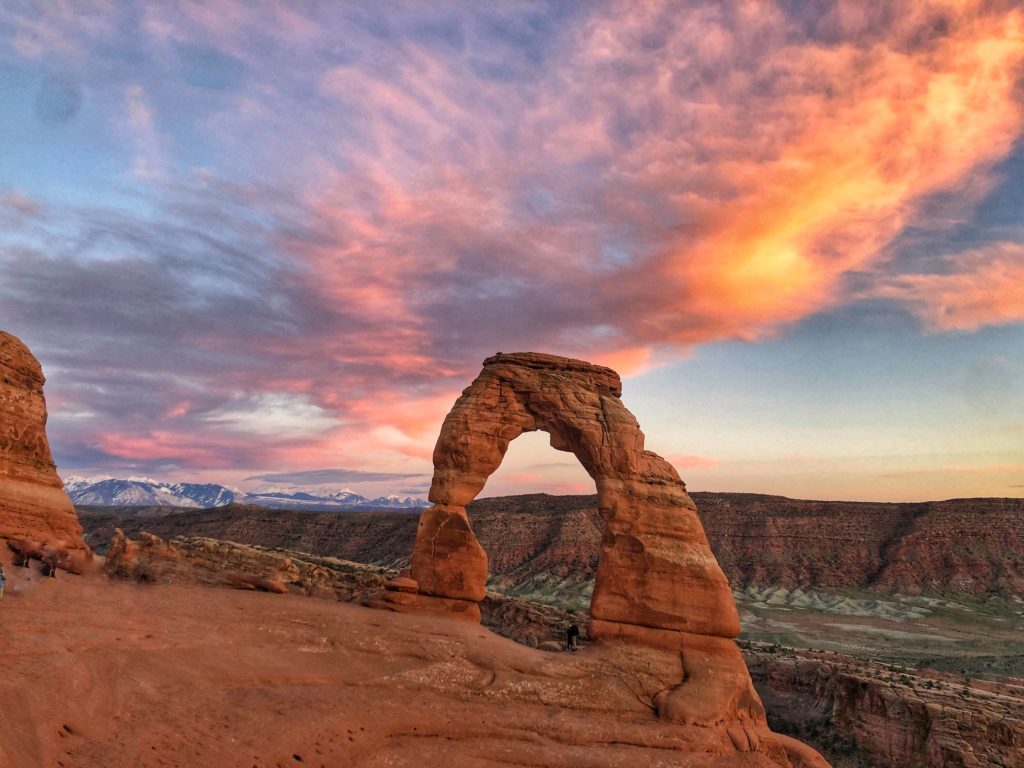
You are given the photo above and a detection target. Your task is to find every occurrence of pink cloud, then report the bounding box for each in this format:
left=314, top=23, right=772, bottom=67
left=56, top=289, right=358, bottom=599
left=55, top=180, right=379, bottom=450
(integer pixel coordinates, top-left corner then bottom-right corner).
left=666, top=454, right=722, bottom=471
left=137, top=4, right=1024, bottom=473
left=869, top=243, right=1024, bottom=332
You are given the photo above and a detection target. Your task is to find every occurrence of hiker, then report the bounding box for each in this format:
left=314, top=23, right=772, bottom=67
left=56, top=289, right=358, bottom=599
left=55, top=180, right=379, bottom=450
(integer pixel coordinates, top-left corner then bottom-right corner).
left=44, top=551, right=59, bottom=578
left=566, top=622, right=579, bottom=652
left=0, top=566, right=5, bottom=600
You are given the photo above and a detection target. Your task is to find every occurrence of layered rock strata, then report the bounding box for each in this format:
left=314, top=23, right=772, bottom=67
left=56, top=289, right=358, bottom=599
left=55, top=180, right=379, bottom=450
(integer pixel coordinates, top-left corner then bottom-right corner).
left=403, top=353, right=738, bottom=635
left=377, top=352, right=828, bottom=766
left=0, top=331, right=87, bottom=555
left=747, top=645, right=1024, bottom=768
left=80, top=492, right=1024, bottom=600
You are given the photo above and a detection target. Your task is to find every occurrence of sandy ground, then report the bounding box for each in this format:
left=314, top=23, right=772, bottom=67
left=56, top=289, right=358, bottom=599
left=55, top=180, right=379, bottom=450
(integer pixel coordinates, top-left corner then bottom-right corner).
left=0, top=548, right=788, bottom=768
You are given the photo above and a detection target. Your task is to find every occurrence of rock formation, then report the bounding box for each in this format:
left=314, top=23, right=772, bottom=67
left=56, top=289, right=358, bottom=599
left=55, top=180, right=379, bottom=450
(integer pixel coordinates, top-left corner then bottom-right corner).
left=105, top=530, right=392, bottom=600
left=376, top=352, right=828, bottom=765
left=0, top=331, right=88, bottom=557
left=747, top=645, right=1024, bottom=768
left=401, top=354, right=738, bottom=632
left=104, top=528, right=586, bottom=649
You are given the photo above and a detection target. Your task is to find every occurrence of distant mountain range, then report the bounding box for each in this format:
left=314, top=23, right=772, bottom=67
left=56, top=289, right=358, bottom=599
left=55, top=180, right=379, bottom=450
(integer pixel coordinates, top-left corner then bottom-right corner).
left=63, top=476, right=430, bottom=511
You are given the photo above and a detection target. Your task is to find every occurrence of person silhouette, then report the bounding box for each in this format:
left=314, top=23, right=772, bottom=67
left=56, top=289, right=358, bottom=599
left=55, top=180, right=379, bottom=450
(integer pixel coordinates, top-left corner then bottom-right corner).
left=565, top=622, right=579, bottom=651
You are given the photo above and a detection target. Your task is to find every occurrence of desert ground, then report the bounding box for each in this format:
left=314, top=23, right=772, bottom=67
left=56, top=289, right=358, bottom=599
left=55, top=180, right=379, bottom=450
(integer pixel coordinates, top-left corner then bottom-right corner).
left=1, top=547, right=793, bottom=768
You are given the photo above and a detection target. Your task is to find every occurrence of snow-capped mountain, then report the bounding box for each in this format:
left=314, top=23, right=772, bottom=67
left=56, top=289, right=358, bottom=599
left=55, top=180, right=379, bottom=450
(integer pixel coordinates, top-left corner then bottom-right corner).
left=245, top=484, right=370, bottom=506
left=64, top=476, right=430, bottom=510
left=243, top=485, right=430, bottom=510
left=63, top=476, right=243, bottom=508
left=362, top=494, right=433, bottom=509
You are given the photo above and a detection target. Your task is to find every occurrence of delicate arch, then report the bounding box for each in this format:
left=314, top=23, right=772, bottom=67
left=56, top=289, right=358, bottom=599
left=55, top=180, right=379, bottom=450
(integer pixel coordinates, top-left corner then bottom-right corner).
left=408, top=352, right=739, bottom=638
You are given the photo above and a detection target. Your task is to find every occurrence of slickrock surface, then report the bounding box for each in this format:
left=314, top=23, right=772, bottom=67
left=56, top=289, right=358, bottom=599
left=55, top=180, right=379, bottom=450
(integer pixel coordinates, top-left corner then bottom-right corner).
left=1, top=545, right=822, bottom=768
left=105, top=529, right=587, bottom=650
left=0, top=331, right=87, bottom=553
left=746, top=645, right=1024, bottom=768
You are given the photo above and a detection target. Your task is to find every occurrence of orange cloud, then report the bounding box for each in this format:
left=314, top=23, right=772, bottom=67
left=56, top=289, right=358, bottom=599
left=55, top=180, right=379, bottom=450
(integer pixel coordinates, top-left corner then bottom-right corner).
left=870, top=242, right=1024, bottom=331
left=284, top=1, right=1024, bottom=453
left=595, top=2, right=1024, bottom=342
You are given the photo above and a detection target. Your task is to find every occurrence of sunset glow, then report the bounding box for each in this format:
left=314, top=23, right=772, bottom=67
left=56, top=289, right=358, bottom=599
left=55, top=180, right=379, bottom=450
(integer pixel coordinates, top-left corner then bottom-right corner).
left=1, top=1, right=1021, bottom=501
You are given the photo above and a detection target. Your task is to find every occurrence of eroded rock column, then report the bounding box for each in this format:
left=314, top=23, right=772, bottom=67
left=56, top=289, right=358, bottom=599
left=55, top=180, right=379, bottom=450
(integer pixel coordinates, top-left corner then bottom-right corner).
left=0, top=331, right=88, bottom=555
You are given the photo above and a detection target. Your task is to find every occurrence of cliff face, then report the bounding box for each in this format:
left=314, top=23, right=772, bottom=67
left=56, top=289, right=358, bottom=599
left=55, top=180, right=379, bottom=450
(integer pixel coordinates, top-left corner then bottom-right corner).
left=695, top=493, right=1024, bottom=597
left=81, top=492, right=1024, bottom=599
left=746, top=646, right=1024, bottom=768
left=0, top=331, right=87, bottom=552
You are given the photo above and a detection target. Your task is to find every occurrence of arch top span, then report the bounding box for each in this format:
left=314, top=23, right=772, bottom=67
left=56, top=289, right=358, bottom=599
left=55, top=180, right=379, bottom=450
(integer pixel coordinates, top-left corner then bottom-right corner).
left=408, top=351, right=740, bottom=639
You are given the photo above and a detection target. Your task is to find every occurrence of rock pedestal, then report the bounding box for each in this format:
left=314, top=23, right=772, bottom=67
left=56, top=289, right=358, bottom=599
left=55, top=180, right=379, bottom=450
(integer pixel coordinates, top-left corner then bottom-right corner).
left=0, top=331, right=88, bottom=554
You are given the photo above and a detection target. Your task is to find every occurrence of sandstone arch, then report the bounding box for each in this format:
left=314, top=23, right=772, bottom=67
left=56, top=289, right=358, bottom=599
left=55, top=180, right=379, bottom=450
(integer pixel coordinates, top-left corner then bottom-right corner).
left=376, top=354, right=832, bottom=763
left=408, top=352, right=740, bottom=640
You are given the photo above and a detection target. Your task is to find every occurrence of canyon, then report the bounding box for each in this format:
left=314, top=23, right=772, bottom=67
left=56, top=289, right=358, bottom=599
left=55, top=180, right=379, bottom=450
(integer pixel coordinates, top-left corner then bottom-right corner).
left=6, top=336, right=1022, bottom=767
left=79, top=491, right=1024, bottom=602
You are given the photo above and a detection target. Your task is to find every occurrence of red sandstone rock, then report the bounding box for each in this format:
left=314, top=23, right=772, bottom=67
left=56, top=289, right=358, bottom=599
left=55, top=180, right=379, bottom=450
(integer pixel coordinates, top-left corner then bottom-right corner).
left=0, top=331, right=88, bottom=558
left=104, top=529, right=391, bottom=601
left=384, top=575, right=419, bottom=593
left=410, top=353, right=739, bottom=637
left=746, top=645, right=1024, bottom=768
left=1, top=559, right=832, bottom=768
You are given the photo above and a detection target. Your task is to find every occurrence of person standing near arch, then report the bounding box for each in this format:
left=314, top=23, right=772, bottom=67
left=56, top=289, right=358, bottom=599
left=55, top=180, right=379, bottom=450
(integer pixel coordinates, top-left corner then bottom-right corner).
left=565, top=622, right=579, bottom=652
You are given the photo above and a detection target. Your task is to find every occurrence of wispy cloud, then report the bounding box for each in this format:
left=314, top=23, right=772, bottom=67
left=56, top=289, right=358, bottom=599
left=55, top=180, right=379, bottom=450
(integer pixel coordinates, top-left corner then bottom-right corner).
left=869, top=242, right=1024, bottom=332
left=247, top=469, right=428, bottom=484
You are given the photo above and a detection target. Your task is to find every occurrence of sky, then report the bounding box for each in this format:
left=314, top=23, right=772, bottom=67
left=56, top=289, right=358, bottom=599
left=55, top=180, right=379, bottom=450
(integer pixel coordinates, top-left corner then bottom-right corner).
left=0, top=0, right=1022, bottom=502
